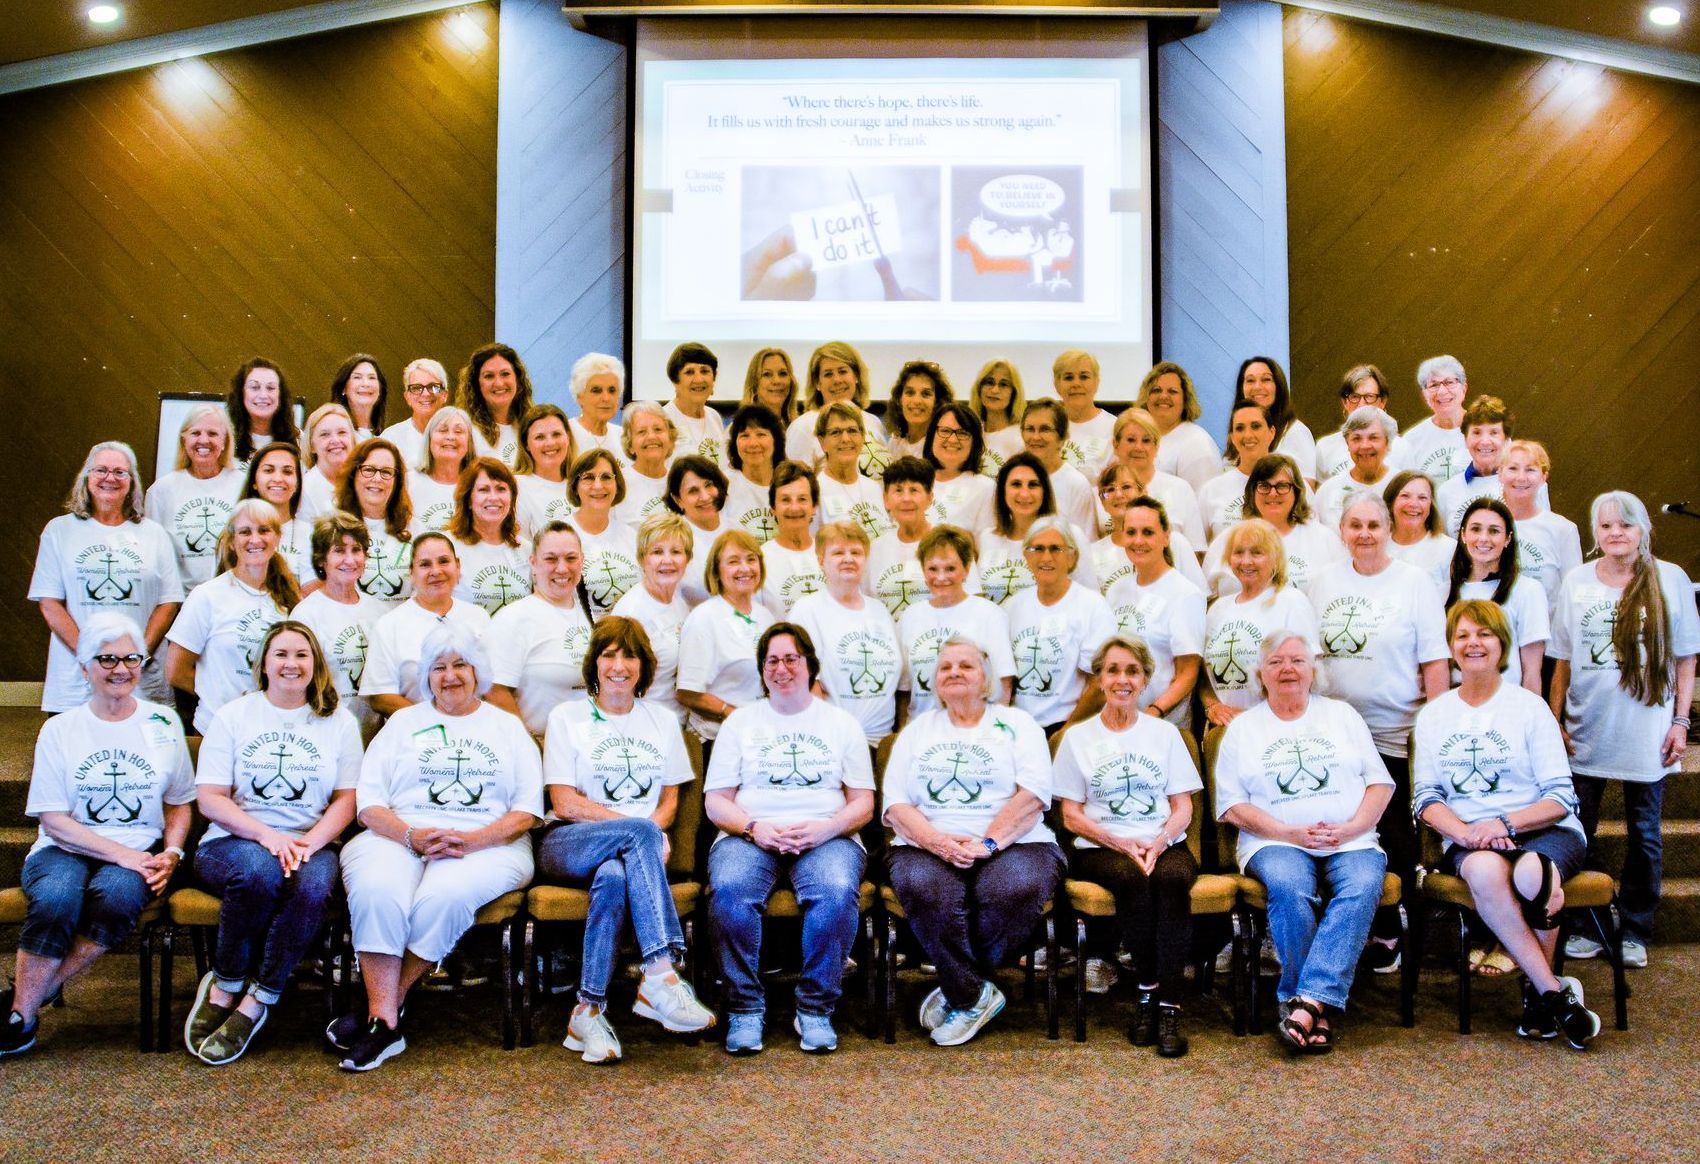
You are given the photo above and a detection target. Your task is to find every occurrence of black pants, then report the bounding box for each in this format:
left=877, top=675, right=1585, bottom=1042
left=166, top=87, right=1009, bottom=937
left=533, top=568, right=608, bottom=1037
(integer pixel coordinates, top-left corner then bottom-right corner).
left=1071, top=844, right=1196, bottom=1003
left=1372, top=752, right=1413, bottom=942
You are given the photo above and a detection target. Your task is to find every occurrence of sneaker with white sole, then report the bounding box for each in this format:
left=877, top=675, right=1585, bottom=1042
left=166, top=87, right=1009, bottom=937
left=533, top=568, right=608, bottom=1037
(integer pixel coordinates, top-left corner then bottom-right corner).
left=724, top=1012, right=764, bottom=1055
left=930, top=982, right=1006, bottom=1047
left=918, top=987, right=948, bottom=1032
left=184, top=972, right=235, bottom=1056
left=1621, top=938, right=1648, bottom=969
left=1545, top=976, right=1601, bottom=1051
left=339, top=1018, right=407, bottom=1072
left=564, top=1005, right=621, bottom=1064
left=196, top=1004, right=268, bottom=1066
left=1564, top=934, right=1603, bottom=961
left=1083, top=957, right=1119, bottom=995
left=632, top=971, right=715, bottom=1033
left=0, top=1009, right=38, bottom=1058
left=794, top=1011, right=838, bottom=1054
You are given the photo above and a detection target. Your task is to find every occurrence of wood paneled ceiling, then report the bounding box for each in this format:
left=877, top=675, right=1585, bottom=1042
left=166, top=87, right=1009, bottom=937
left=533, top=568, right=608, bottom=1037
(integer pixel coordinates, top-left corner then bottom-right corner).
left=3, top=0, right=1697, bottom=67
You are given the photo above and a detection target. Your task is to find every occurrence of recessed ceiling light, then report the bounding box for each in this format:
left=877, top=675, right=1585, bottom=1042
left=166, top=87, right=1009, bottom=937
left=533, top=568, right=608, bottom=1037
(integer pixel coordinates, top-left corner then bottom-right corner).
left=1648, top=5, right=1683, bottom=27
left=88, top=5, right=121, bottom=23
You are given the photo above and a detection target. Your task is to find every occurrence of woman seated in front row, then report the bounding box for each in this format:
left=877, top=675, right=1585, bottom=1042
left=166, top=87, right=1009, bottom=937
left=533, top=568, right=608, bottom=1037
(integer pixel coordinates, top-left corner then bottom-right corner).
left=1213, top=631, right=1390, bottom=1054
left=884, top=636, right=1065, bottom=1048
left=704, top=623, right=876, bottom=1056
left=330, top=621, right=542, bottom=1072
left=1412, top=598, right=1599, bottom=1050
left=3, top=614, right=194, bottom=1058
left=539, top=616, right=715, bottom=1065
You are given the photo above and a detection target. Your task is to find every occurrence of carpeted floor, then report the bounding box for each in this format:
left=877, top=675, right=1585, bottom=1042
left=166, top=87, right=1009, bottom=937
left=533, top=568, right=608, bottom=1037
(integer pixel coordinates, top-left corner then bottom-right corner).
left=1, top=945, right=1696, bottom=1163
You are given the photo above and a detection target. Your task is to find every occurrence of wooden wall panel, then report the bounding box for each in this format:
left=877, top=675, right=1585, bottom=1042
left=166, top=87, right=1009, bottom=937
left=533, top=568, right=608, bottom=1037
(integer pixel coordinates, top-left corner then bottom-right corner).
left=1284, top=10, right=1700, bottom=574
left=0, top=8, right=497, bottom=682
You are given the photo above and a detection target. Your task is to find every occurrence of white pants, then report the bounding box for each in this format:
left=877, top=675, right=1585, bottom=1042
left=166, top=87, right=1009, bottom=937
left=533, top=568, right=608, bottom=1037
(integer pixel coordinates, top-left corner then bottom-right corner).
left=340, top=831, right=533, bottom=963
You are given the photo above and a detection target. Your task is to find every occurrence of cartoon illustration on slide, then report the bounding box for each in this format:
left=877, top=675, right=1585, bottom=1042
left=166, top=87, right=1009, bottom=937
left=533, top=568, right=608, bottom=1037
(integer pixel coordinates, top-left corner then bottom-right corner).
left=740, top=165, right=941, bottom=302
left=951, top=165, right=1085, bottom=303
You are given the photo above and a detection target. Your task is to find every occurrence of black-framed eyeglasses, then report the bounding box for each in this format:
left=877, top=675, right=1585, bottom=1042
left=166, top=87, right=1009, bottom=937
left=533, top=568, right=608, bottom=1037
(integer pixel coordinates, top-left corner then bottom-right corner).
left=405, top=383, right=447, bottom=398
left=358, top=466, right=397, bottom=481
left=93, top=653, right=147, bottom=670
left=932, top=427, right=970, bottom=445
left=1254, top=482, right=1296, bottom=496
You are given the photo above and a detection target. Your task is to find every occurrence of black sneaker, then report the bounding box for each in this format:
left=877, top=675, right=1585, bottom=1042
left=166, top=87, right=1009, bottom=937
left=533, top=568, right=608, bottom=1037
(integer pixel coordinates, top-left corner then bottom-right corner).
left=1128, top=988, right=1158, bottom=1047
left=327, top=1005, right=403, bottom=1052
left=339, top=1018, right=407, bottom=1072
left=1156, top=1002, right=1189, bottom=1058
left=1517, top=979, right=1558, bottom=1040
left=1544, top=976, right=1601, bottom=1051
left=0, top=1009, right=39, bottom=1058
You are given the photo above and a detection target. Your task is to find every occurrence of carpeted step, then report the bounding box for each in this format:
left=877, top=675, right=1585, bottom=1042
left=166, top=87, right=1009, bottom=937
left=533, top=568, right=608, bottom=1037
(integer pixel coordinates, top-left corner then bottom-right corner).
left=0, top=773, right=27, bottom=828
left=1594, top=819, right=1700, bottom=879
left=0, top=825, right=39, bottom=886
left=1654, top=876, right=1700, bottom=943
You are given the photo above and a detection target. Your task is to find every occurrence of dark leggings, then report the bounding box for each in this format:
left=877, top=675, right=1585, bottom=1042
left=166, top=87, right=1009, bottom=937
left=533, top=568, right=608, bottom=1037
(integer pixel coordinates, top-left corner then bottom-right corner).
left=1071, top=843, right=1196, bottom=1003
left=1371, top=752, right=1413, bottom=942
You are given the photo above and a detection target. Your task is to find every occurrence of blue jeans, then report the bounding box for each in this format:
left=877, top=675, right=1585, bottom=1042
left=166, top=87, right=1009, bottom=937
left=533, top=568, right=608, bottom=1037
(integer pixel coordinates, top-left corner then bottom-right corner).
left=1574, top=775, right=1663, bottom=941
left=194, top=837, right=339, bottom=1005
left=1246, top=845, right=1386, bottom=1011
left=708, top=835, right=866, bottom=1018
left=20, top=846, right=151, bottom=958
left=537, top=818, right=685, bottom=1007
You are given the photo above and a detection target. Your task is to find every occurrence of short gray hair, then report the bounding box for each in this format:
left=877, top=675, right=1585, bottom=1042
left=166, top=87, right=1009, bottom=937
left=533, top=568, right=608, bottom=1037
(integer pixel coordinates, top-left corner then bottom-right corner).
left=1416, top=355, right=1465, bottom=390
left=418, top=621, right=493, bottom=700
left=571, top=352, right=627, bottom=398
left=1021, top=514, right=1080, bottom=559
left=620, top=400, right=676, bottom=460
left=1338, top=491, right=1392, bottom=528
left=1343, top=405, right=1398, bottom=442
left=76, top=613, right=147, bottom=669
left=1254, top=631, right=1317, bottom=696
left=929, top=634, right=999, bottom=702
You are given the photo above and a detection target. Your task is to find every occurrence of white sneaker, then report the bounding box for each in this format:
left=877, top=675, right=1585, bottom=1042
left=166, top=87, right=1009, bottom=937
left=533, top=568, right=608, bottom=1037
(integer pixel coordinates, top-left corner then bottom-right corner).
left=1083, top=958, right=1119, bottom=995
left=1621, top=938, right=1649, bottom=969
left=632, top=971, right=716, bottom=1033
left=930, top=982, right=1006, bottom=1047
left=564, top=1006, right=621, bottom=1064
left=1565, top=934, right=1603, bottom=961
left=918, top=987, right=949, bottom=1031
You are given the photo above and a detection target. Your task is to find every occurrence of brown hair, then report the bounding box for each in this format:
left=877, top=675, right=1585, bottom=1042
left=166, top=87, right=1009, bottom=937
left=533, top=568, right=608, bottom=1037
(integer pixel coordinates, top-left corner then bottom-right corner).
left=337, top=438, right=412, bottom=541
left=253, top=620, right=339, bottom=716
left=582, top=615, right=657, bottom=700
left=449, top=457, right=521, bottom=547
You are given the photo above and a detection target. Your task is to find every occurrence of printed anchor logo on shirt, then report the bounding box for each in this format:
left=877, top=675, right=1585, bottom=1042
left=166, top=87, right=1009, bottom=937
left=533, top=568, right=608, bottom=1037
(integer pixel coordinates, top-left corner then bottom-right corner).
left=172, top=497, right=236, bottom=557
left=735, top=506, right=777, bottom=544
left=1579, top=599, right=1622, bottom=670
left=416, top=501, right=455, bottom=532
left=331, top=624, right=370, bottom=688
left=982, top=560, right=1031, bottom=606
left=1206, top=619, right=1262, bottom=689
left=240, top=731, right=322, bottom=802
left=1436, top=730, right=1508, bottom=795
left=590, top=727, right=665, bottom=804
left=361, top=538, right=408, bottom=600
left=917, top=741, right=995, bottom=806
left=236, top=606, right=279, bottom=667
left=754, top=730, right=834, bottom=788
left=846, top=501, right=891, bottom=542
left=413, top=725, right=499, bottom=810
left=1263, top=735, right=1337, bottom=798
left=835, top=630, right=898, bottom=697
left=778, top=568, right=825, bottom=608
left=873, top=564, right=925, bottom=617
left=1012, top=625, right=1066, bottom=695
left=1092, top=753, right=1164, bottom=818
left=76, top=542, right=144, bottom=604
left=76, top=749, right=157, bottom=824
left=471, top=564, right=529, bottom=613
left=585, top=551, right=640, bottom=612
left=909, top=629, right=953, bottom=695
left=1319, top=596, right=1386, bottom=658
left=1113, top=598, right=1152, bottom=640
left=859, top=439, right=892, bottom=480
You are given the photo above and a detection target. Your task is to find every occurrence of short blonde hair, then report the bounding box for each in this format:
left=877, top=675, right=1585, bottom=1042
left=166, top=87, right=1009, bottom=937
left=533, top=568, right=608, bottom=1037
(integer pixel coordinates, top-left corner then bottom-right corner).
left=1221, top=517, right=1288, bottom=591
left=815, top=520, right=870, bottom=557
left=1136, top=362, right=1201, bottom=423
left=1446, top=598, right=1513, bottom=673
left=705, top=527, right=765, bottom=597
left=174, top=404, right=235, bottom=473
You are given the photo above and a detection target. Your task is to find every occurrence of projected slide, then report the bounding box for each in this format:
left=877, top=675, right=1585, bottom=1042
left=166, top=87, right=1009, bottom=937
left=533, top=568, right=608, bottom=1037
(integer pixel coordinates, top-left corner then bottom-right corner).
left=634, top=44, right=1151, bottom=401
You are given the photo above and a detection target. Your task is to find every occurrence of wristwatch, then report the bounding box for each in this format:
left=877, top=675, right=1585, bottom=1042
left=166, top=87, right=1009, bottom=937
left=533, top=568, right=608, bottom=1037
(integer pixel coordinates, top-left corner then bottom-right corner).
left=163, top=845, right=186, bottom=861
left=741, top=821, right=757, bottom=842
left=981, top=836, right=999, bottom=856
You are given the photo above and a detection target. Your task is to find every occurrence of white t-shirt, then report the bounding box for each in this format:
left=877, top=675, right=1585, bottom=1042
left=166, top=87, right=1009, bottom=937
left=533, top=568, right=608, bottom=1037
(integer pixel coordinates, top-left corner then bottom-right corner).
left=1274, top=420, right=1318, bottom=481
left=579, top=520, right=641, bottom=620
left=356, top=700, right=543, bottom=829
left=543, top=698, right=692, bottom=818
left=1105, top=568, right=1206, bottom=726
left=1049, top=463, right=1099, bottom=535
left=1196, top=469, right=1250, bottom=542
left=978, top=524, right=1097, bottom=607
left=1550, top=560, right=1700, bottom=781
left=784, top=409, right=888, bottom=474
left=724, top=470, right=778, bottom=544
left=1053, top=714, right=1202, bottom=847
left=453, top=539, right=532, bottom=616
left=195, top=692, right=362, bottom=842
left=980, top=426, right=1024, bottom=479
left=275, top=517, right=315, bottom=588
left=358, top=518, right=414, bottom=607
left=1062, top=410, right=1116, bottom=479
left=1436, top=471, right=1503, bottom=536
left=704, top=698, right=875, bottom=834
left=610, top=583, right=690, bottom=715
left=896, top=596, right=1016, bottom=717
left=1090, top=532, right=1206, bottom=598
left=1387, top=534, right=1454, bottom=603
left=863, top=533, right=931, bottom=620
left=167, top=572, right=290, bottom=734
left=515, top=476, right=574, bottom=540
left=291, top=589, right=387, bottom=736
left=927, top=473, right=994, bottom=534
left=664, top=402, right=725, bottom=465
left=1105, top=472, right=1205, bottom=548
left=818, top=473, right=895, bottom=542
left=299, top=468, right=341, bottom=523
left=1456, top=577, right=1550, bottom=689
left=1204, top=586, right=1320, bottom=711
left=1514, top=509, right=1583, bottom=618
left=679, top=519, right=722, bottom=606
left=146, top=468, right=245, bottom=592
left=676, top=596, right=777, bottom=740
left=359, top=597, right=493, bottom=704
left=487, top=593, right=594, bottom=735
left=1214, top=696, right=1393, bottom=869
left=405, top=472, right=457, bottom=536
left=1317, top=427, right=1406, bottom=482
left=1412, top=685, right=1584, bottom=838
left=568, top=418, right=627, bottom=466
left=473, top=422, right=520, bottom=468
left=883, top=705, right=1054, bottom=846
left=1398, top=418, right=1466, bottom=484
left=27, top=700, right=196, bottom=857
left=1313, top=466, right=1395, bottom=530
left=613, top=468, right=670, bottom=531
left=30, top=515, right=183, bottom=712
left=1307, top=560, right=1448, bottom=756
left=1156, top=422, right=1222, bottom=494
left=1006, top=583, right=1116, bottom=727
left=378, top=420, right=428, bottom=471
left=790, top=591, right=901, bottom=742
left=760, top=540, right=827, bottom=614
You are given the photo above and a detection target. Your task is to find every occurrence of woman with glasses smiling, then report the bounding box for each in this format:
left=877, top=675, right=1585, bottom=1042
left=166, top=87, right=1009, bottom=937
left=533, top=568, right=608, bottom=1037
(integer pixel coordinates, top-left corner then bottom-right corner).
left=379, top=358, right=452, bottom=470
left=336, top=439, right=414, bottom=608
left=1316, top=365, right=1401, bottom=483
left=922, top=403, right=994, bottom=534
left=1203, top=455, right=1343, bottom=600
left=1401, top=355, right=1470, bottom=484
left=33, top=441, right=182, bottom=713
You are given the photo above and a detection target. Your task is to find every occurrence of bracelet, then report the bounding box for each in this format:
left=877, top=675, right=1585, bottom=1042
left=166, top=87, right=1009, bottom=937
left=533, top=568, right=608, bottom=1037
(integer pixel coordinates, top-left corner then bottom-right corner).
left=1674, top=716, right=1692, bottom=728
left=163, top=845, right=185, bottom=861
left=403, top=827, right=418, bottom=854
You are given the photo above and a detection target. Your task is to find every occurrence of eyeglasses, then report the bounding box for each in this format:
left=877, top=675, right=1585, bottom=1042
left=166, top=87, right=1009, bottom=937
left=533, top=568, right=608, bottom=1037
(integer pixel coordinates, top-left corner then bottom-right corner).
left=358, top=465, right=397, bottom=481
left=932, top=427, right=970, bottom=445
left=763, top=654, right=806, bottom=670
left=1423, top=377, right=1463, bottom=391
left=93, top=653, right=146, bottom=669
left=405, top=383, right=447, bottom=398
left=1254, top=482, right=1297, bottom=496
left=1345, top=392, right=1384, bottom=406
left=1023, top=543, right=1072, bottom=556
left=1023, top=425, right=1059, bottom=436
left=823, top=427, right=862, bottom=440
left=89, top=467, right=132, bottom=480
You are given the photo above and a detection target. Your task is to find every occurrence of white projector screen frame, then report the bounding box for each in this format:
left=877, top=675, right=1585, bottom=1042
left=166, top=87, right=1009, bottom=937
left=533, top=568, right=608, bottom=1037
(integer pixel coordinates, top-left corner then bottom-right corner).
left=631, top=17, right=1154, bottom=407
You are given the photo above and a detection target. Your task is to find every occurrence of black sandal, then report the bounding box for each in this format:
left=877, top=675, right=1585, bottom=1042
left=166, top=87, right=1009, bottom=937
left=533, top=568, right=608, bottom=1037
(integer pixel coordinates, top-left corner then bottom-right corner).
left=1279, top=998, right=1323, bottom=1053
